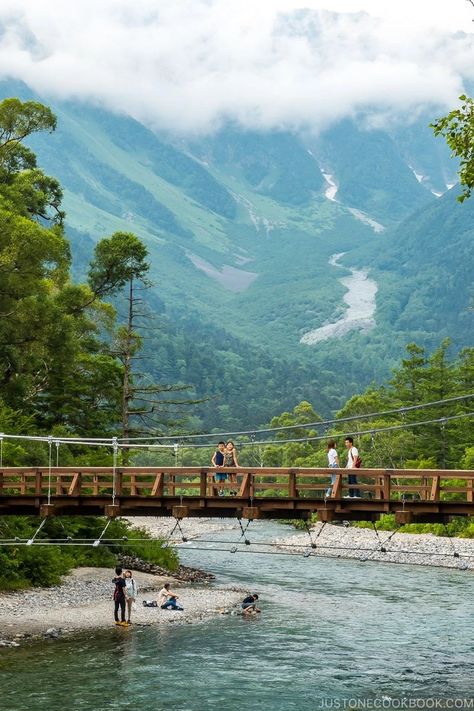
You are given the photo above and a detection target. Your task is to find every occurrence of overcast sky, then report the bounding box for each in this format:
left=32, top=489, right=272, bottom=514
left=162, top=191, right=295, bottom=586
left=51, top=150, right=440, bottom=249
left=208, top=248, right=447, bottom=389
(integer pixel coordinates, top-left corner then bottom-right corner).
left=0, top=0, right=473, bottom=134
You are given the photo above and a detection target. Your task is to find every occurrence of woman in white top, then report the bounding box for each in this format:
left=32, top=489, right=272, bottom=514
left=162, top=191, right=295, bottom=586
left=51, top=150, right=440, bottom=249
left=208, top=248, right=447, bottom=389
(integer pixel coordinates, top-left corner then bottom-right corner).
left=326, top=439, right=339, bottom=497
left=124, top=569, right=138, bottom=624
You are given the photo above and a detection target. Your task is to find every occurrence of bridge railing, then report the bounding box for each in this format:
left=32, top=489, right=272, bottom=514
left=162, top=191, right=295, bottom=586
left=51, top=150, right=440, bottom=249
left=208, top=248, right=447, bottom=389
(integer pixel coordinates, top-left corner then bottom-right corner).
left=0, top=467, right=473, bottom=502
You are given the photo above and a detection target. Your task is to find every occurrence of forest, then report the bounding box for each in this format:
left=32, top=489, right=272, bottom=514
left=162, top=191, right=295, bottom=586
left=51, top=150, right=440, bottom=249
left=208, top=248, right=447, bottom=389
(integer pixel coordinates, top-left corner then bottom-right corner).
left=0, top=97, right=472, bottom=590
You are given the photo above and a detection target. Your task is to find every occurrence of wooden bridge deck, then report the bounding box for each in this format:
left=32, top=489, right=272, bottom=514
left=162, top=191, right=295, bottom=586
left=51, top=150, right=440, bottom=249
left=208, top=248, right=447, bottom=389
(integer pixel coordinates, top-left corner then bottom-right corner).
left=1, top=467, right=474, bottom=523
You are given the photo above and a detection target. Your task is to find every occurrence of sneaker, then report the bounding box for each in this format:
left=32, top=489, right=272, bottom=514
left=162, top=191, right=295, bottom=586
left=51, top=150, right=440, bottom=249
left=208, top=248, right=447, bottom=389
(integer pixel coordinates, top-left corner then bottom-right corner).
left=120, top=621, right=130, bottom=626
left=114, top=620, right=121, bottom=625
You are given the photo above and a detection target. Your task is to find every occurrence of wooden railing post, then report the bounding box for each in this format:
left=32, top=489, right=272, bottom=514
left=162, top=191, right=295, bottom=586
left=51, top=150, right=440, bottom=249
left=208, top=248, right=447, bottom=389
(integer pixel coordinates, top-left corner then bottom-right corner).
left=383, top=471, right=392, bottom=500
left=151, top=472, right=164, bottom=497
left=200, top=470, right=207, bottom=497
left=68, top=472, right=82, bottom=496
left=332, top=472, right=342, bottom=498
left=168, top=473, right=176, bottom=497
left=20, top=470, right=27, bottom=495
left=35, top=469, right=42, bottom=496
left=467, top=479, right=473, bottom=503
left=430, top=476, right=440, bottom=501
left=288, top=470, right=297, bottom=498
left=249, top=473, right=255, bottom=499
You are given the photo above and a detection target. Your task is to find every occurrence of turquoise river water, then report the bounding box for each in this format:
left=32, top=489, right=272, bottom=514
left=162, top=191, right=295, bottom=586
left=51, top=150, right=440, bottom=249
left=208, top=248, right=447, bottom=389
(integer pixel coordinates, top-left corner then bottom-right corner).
left=1, top=522, right=473, bottom=710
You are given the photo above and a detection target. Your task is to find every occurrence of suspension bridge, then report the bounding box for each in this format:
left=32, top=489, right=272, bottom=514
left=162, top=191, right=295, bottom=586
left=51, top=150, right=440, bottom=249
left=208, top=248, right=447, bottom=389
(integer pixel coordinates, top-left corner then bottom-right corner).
left=1, top=465, right=473, bottom=524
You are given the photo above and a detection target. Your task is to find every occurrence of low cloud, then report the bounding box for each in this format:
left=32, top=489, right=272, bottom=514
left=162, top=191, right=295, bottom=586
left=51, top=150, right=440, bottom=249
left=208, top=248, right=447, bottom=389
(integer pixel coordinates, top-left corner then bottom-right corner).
left=0, top=0, right=473, bottom=134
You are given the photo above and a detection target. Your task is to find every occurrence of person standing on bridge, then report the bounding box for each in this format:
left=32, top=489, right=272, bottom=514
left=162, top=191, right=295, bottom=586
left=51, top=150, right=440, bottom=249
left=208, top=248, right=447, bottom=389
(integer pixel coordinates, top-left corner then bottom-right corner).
left=212, top=441, right=227, bottom=496
left=326, top=439, right=340, bottom=497
left=225, top=440, right=239, bottom=496
left=345, top=436, right=360, bottom=498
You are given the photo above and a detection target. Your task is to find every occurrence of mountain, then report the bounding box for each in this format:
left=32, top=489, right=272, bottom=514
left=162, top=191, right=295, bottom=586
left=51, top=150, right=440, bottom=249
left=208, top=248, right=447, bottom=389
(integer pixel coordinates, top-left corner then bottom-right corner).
left=1, top=78, right=471, bottom=429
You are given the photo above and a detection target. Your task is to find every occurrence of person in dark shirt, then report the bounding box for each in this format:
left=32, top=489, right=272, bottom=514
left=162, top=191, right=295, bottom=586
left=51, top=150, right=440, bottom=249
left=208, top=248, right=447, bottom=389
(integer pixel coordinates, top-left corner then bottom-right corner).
left=241, top=593, right=261, bottom=615
left=112, top=566, right=127, bottom=626
left=211, top=441, right=227, bottom=496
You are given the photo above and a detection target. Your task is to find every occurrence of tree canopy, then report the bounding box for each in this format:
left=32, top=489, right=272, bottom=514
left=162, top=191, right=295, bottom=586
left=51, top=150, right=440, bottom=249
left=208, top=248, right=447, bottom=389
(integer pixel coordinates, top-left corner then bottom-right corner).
left=432, top=94, right=474, bottom=202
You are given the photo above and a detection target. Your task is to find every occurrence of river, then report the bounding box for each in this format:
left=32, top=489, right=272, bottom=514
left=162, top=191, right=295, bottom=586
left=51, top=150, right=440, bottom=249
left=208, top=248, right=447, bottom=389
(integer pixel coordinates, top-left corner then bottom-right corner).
left=1, top=522, right=473, bottom=710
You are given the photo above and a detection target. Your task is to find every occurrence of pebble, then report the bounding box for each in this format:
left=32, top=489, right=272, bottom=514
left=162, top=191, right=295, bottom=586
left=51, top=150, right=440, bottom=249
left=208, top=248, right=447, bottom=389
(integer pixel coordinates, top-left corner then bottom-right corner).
left=274, top=522, right=474, bottom=569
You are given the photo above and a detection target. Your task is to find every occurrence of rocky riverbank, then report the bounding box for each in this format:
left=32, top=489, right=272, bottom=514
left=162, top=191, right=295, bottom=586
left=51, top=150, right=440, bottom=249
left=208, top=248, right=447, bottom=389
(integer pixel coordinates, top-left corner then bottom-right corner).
left=0, top=566, right=245, bottom=648
left=274, top=522, right=474, bottom=569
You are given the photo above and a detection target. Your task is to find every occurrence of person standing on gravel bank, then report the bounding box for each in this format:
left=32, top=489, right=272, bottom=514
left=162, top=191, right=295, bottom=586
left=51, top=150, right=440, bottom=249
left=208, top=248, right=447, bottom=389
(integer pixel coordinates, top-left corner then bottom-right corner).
left=124, top=570, right=138, bottom=624
left=112, top=567, right=127, bottom=626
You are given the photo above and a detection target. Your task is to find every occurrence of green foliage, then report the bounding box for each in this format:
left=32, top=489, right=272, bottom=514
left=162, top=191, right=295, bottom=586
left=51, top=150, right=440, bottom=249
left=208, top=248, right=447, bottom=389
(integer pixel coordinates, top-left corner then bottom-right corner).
left=0, top=516, right=178, bottom=590
left=355, top=514, right=472, bottom=537
left=88, top=231, right=149, bottom=299
left=432, top=95, right=474, bottom=202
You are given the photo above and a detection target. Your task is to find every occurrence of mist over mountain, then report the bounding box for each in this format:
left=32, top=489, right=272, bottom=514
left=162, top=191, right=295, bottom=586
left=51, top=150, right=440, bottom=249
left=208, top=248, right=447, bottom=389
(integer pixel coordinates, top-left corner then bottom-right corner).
left=1, top=77, right=472, bottom=429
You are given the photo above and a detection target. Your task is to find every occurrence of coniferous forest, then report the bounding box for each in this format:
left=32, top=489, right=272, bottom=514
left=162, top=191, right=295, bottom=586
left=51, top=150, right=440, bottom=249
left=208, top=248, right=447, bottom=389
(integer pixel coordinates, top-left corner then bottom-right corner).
left=0, top=97, right=473, bottom=589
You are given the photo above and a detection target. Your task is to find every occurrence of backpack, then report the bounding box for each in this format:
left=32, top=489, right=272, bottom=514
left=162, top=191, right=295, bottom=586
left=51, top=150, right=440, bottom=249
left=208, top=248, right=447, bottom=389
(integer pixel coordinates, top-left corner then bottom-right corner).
left=350, top=447, right=362, bottom=468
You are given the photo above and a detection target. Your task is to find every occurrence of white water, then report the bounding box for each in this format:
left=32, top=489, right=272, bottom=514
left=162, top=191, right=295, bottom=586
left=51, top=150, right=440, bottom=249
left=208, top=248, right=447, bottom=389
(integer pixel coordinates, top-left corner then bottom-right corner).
left=300, top=252, right=378, bottom=345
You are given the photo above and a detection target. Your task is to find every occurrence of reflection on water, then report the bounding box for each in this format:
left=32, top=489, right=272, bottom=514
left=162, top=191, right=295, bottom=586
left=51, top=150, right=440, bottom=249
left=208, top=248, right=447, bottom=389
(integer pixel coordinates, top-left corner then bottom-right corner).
left=2, top=522, right=474, bottom=711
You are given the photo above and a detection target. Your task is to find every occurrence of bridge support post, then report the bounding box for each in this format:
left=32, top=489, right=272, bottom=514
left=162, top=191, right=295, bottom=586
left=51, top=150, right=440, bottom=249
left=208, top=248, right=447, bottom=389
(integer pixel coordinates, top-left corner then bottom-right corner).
left=395, top=510, right=413, bottom=525
left=105, top=504, right=121, bottom=518
left=172, top=505, right=189, bottom=519
left=40, top=504, right=55, bottom=517
left=242, top=507, right=260, bottom=520
left=318, top=509, right=334, bottom=523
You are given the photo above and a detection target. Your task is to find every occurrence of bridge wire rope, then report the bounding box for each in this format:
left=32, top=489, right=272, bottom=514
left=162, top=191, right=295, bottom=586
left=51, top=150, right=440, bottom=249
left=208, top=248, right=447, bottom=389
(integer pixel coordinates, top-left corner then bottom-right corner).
left=238, top=518, right=252, bottom=546
left=303, top=520, right=326, bottom=555
left=2, top=528, right=474, bottom=566
left=46, top=436, right=53, bottom=506
left=112, top=411, right=474, bottom=449
left=113, top=393, right=474, bottom=443
left=92, top=518, right=113, bottom=547
left=0, top=407, right=472, bottom=453
left=112, top=437, right=118, bottom=507
left=166, top=517, right=188, bottom=544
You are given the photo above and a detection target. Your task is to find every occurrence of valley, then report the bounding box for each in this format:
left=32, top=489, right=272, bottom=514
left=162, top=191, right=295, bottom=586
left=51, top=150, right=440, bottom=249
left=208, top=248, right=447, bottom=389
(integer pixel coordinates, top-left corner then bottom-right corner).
left=0, top=78, right=472, bottom=429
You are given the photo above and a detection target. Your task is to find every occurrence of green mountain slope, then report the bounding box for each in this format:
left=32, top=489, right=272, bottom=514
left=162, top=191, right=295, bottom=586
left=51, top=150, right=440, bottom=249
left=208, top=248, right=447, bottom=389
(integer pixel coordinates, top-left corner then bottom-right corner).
left=1, top=78, right=470, bottom=429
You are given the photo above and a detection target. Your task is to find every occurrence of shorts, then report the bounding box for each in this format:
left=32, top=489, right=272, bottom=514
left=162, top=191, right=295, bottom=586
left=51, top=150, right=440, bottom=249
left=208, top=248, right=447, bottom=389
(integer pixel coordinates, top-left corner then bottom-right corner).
left=215, top=473, right=228, bottom=482
left=242, top=602, right=255, bottom=610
